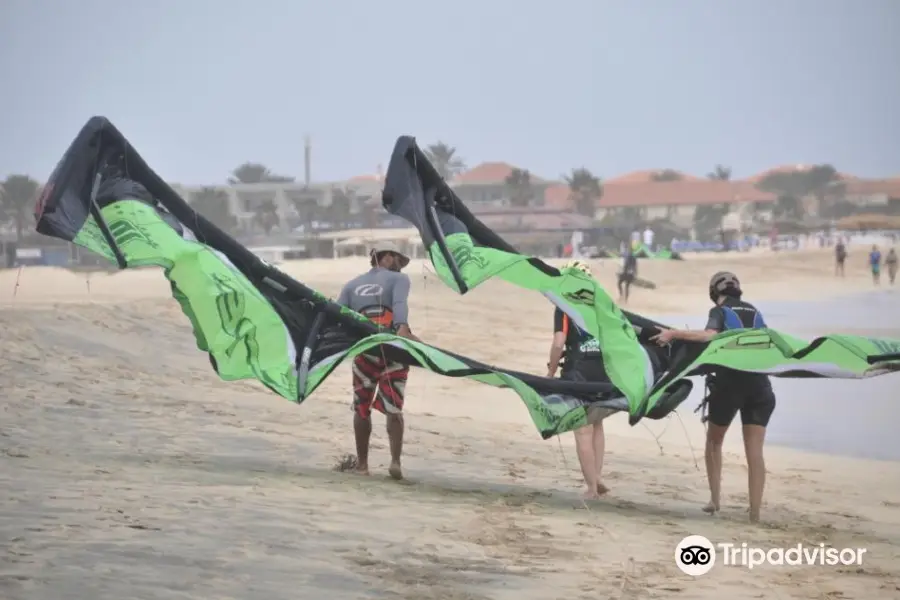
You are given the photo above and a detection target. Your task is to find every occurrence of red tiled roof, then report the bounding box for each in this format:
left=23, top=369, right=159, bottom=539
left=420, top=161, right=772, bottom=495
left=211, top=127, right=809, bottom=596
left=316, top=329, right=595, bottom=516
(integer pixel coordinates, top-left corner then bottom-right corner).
left=476, top=210, right=594, bottom=231
left=453, top=162, right=545, bottom=185
left=744, top=165, right=858, bottom=183
left=543, top=181, right=777, bottom=210
left=543, top=184, right=571, bottom=209
left=603, top=181, right=777, bottom=207
left=843, top=178, right=900, bottom=198
left=606, top=169, right=702, bottom=183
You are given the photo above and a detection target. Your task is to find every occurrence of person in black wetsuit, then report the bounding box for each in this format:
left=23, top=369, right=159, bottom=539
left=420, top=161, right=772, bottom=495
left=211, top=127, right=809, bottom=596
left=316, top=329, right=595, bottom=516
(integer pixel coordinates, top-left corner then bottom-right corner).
left=834, top=239, right=847, bottom=276
left=617, top=249, right=638, bottom=302
left=650, top=271, right=775, bottom=523
left=546, top=259, right=614, bottom=499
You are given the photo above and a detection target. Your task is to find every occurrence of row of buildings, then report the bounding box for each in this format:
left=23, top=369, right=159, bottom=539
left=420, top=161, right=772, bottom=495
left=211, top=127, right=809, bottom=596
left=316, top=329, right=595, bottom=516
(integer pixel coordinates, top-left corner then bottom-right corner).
left=171, top=163, right=900, bottom=233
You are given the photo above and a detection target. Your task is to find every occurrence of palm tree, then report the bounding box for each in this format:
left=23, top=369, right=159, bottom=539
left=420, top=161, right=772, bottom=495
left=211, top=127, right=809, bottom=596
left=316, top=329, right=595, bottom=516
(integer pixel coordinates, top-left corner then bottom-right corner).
left=1, top=174, right=40, bottom=241
left=693, top=204, right=729, bottom=237
left=329, top=187, right=354, bottom=226
left=424, top=142, right=466, bottom=181
left=504, top=168, right=533, bottom=207
left=651, top=169, right=684, bottom=182
left=228, top=162, right=294, bottom=184
left=190, top=187, right=237, bottom=232
left=563, top=167, right=603, bottom=218
left=252, top=198, right=281, bottom=234
left=773, top=195, right=803, bottom=220
left=707, top=165, right=732, bottom=181
left=806, top=164, right=844, bottom=216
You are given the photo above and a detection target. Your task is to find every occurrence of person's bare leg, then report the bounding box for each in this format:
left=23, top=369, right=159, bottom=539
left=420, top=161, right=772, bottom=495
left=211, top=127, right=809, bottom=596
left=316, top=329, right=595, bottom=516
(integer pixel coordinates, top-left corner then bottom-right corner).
left=704, top=423, right=729, bottom=513
left=353, top=412, right=372, bottom=475
left=386, top=413, right=404, bottom=480
left=574, top=426, right=599, bottom=499
left=592, top=422, right=608, bottom=495
left=742, top=424, right=767, bottom=523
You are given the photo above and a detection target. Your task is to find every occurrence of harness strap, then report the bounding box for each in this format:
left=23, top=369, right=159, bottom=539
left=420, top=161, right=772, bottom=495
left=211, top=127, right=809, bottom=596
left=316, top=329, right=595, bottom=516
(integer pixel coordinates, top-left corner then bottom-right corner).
left=694, top=374, right=715, bottom=424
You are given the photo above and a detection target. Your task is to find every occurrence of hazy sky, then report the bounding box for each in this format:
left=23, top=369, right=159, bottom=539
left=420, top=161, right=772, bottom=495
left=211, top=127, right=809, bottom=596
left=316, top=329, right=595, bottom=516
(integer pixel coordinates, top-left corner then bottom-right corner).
left=2, top=0, right=898, bottom=184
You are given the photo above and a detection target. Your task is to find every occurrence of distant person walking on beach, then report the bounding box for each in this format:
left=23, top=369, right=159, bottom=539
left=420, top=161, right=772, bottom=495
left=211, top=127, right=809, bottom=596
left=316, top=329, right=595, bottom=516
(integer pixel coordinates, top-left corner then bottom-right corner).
left=869, top=245, right=882, bottom=285
left=886, top=248, right=898, bottom=285
left=337, top=241, right=418, bottom=480
left=834, top=239, right=847, bottom=276
left=617, top=250, right=638, bottom=303
left=642, top=225, right=655, bottom=252
left=651, top=272, right=775, bottom=523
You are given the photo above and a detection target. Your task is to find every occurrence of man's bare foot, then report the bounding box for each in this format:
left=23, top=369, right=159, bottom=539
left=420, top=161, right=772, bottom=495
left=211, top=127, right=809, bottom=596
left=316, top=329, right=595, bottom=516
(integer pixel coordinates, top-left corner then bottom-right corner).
left=749, top=508, right=760, bottom=523
left=388, top=461, right=403, bottom=480
left=583, top=489, right=600, bottom=500
left=702, top=501, right=720, bottom=514
left=354, top=464, right=370, bottom=476
left=596, top=482, right=609, bottom=495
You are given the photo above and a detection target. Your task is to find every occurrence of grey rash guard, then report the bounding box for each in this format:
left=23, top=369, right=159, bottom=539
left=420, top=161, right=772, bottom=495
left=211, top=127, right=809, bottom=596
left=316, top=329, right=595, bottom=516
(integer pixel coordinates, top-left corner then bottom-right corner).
left=337, top=267, right=411, bottom=329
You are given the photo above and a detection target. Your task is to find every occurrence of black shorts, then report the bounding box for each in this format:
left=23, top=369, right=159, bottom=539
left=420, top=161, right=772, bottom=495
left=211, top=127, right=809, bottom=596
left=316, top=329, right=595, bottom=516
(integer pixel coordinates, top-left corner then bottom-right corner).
left=618, top=272, right=635, bottom=284
left=561, top=356, right=609, bottom=383
left=705, top=378, right=776, bottom=427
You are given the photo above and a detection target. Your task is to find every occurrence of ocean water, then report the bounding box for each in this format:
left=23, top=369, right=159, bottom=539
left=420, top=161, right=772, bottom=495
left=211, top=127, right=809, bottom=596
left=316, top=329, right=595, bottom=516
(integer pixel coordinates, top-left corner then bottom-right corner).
left=652, top=288, right=900, bottom=462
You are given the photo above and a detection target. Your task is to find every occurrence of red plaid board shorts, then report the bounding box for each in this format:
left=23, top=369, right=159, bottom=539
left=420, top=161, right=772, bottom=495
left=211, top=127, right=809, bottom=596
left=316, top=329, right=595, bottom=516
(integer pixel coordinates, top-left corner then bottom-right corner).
left=351, top=353, right=409, bottom=418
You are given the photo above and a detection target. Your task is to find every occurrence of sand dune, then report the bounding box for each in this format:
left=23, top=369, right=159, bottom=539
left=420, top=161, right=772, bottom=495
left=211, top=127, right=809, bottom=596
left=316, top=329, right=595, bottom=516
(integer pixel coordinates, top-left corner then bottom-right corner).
left=2, top=249, right=899, bottom=600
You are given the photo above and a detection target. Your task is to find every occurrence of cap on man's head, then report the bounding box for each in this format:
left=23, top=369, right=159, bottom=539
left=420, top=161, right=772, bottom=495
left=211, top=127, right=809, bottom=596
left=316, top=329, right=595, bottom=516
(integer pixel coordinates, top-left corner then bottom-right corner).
left=369, top=240, right=410, bottom=268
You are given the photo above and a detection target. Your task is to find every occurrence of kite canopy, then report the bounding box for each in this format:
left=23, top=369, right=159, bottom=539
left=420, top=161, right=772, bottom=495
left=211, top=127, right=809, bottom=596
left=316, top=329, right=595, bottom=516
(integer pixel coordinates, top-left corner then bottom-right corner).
left=381, top=136, right=900, bottom=422
left=33, top=117, right=695, bottom=439
left=33, top=119, right=900, bottom=436
left=382, top=136, right=663, bottom=421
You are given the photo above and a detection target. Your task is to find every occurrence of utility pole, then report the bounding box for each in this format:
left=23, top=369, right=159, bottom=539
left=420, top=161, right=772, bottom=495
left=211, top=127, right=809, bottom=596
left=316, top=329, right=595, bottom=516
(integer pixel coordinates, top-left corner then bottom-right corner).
left=303, top=135, right=311, bottom=187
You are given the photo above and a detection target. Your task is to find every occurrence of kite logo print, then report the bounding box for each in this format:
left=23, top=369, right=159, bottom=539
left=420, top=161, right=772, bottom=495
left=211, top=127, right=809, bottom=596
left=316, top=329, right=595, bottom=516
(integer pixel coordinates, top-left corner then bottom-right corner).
left=354, top=284, right=384, bottom=297
left=450, top=245, right=487, bottom=271
left=108, top=219, right=152, bottom=248
left=211, top=273, right=260, bottom=365
left=869, top=338, right=900, bottom=356
left=563, top=288, right=595, bottom=305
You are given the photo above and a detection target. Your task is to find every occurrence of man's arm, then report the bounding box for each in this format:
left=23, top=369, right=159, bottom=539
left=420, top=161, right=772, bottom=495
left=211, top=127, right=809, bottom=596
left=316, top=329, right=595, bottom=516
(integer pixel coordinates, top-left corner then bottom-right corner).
left=547, top=310, right=567, bottom=377
left=672, top=307, right=723, bottom=341
left=391, top=274, right=420, bottom=342
left=653, top=308, right=722, bottom=344
left=666, top=329, right=719, bottom=343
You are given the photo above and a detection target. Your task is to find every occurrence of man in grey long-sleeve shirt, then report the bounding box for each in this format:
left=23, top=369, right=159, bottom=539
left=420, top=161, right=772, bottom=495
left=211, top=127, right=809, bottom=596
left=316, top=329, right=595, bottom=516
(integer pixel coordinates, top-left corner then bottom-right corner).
left=337, top=241, right=420, bottom=480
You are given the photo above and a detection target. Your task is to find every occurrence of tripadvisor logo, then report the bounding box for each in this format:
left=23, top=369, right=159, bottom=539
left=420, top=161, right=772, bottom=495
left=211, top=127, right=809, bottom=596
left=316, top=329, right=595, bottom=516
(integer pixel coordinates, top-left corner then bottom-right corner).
left=675, top=535, right=716, bottom=576
left=675, top=535, right=867, bottom=575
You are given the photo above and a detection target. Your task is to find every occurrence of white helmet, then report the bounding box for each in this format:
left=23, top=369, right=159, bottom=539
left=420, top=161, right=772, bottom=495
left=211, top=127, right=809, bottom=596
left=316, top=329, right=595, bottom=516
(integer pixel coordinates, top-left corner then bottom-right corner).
left=369, top=240, right=410, bottom=268
left=564, top=259, right=591, bottom=274
left=709, top=271, right=741, bottom=301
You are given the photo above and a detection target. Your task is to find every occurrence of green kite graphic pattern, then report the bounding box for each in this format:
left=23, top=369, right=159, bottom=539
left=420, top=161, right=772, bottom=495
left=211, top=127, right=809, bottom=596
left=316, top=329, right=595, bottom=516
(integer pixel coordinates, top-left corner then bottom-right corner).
left=429, top=231, right=654, bottom=415
left=71, top=200, right=592, bottom=438
left=74, top=200, right=299, bottom=399
left=646, top=328, right=900, bottom=410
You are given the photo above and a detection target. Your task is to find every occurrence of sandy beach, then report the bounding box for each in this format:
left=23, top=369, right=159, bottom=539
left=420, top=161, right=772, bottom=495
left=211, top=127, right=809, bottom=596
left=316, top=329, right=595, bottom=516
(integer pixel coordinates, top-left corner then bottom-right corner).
left=2, top=249, right=899, bottom=600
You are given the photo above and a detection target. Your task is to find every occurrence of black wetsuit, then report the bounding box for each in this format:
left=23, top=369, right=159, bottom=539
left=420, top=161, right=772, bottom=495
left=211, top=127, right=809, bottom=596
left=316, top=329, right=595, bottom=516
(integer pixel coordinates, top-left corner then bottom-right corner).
left=704, top=297, right=776, bottom=427
left=618, top=254, right=638, bottom=299
left=553, top=308, right=608, bottom=383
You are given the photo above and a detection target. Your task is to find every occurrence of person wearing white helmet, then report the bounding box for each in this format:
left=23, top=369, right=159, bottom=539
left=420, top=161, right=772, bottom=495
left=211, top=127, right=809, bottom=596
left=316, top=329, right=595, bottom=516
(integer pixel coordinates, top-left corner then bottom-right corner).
left=651, top=271, right=775, bottom=523
left=337, top=240, right=420, bottom=480
left=546, top=259, right=614, bottom=499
